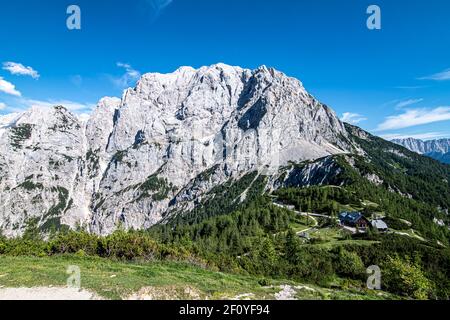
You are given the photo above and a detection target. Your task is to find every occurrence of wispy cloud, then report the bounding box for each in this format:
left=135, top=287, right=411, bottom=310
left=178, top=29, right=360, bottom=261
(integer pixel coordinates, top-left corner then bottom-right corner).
left=380, top=132, right=450, bottom=141
left=77, top=113, right=91, bottom=122
left=419, top=68, right=450, bottom=81
left=111, top=62, right=141, bottom=88
left=2, top=62, right=40, bottom=79
left=137, top=0, right=174, bottom=22
left=394, top=85, right=427, bottom=90
left=144, top=0, right=173, bottom=17
left=146, top=0, right=173, bottom=11
left=341, top=112, right=367, bottom=125
left=0, top=96, right=94, bottom=115
left=0, top=77, right=21, bottom=96
left=395, top=98, right=423, bottom=109
left=24, top=99, right=94, bottom=113
left=376, top=107, right=450, bottom=131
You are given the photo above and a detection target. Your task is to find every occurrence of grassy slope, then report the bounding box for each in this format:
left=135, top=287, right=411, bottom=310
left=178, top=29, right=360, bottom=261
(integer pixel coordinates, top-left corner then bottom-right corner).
left=0, top=255, right=396, bottom=300
left=0, top=255, right=272, bottom=300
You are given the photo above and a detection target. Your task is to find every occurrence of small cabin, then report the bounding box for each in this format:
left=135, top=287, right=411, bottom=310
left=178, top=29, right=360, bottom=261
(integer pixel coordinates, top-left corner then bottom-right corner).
left=339, top=212, right=370, bottom=232
left=371, top=219, right=389, bottom=232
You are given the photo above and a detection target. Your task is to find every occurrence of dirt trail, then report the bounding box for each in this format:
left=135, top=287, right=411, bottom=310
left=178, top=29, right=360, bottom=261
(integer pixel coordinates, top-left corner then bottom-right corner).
left=274, top=285, right=317, bottom=300
left=0, top=287, right=101, bottom=300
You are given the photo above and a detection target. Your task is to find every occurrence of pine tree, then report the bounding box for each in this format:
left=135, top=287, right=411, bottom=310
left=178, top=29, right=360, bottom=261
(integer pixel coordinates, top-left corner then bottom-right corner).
left=284, top=229, right=300, bottom=264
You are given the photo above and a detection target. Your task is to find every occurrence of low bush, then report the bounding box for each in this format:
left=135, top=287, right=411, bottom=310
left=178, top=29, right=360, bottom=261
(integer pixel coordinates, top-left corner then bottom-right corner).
left=0, top=230, right=206, bottom=267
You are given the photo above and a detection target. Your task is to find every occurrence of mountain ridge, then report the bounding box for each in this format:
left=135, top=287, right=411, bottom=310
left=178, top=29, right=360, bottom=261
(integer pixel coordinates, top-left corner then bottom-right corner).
left=0, top=63, right=353, bottom=236
left=1, top=64, right=449, bottom=238
left=392, top=137, right=450, bottom=164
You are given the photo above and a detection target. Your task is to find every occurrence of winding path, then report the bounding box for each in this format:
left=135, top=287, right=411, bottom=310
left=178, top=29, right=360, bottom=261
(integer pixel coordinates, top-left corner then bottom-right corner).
left=272, top=202, right=320, bottom=234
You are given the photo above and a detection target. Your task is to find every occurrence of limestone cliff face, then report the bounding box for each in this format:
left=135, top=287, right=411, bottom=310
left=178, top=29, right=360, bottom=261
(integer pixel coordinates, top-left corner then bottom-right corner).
left=0, top=64, right=351, bottom=236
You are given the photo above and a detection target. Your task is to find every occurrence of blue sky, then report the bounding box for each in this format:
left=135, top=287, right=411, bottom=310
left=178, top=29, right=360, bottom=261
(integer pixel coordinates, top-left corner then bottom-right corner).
left=1, top=0, right=450, bottom=140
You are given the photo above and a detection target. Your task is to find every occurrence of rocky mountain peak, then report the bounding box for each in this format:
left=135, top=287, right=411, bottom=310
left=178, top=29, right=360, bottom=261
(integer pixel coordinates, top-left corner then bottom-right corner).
left=0, top=64, right=352, bottom=236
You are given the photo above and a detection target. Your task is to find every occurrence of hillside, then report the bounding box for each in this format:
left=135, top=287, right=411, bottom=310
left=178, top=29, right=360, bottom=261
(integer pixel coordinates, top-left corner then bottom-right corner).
left=0, top=255, right=398, bottom=300
left=148, top=123, right=450, bottom=299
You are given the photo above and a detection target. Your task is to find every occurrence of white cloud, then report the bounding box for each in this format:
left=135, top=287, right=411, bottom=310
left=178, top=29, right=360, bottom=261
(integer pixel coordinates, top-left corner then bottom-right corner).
left=25, top=99, right=94, bottom=113
left=380, top=132, right=450, bottom=141
left=341, top=112, right=367, bottom=124
left=112, top=62, right=141, bottom=88
left=2, top=62, right=40, bottom=79
left=77, top=113, right=91, bottom=122
left=376, top=107, right=450, bottom=131
left=0, top=102, right=6, bottom=110
left=394, top=85, right=427, bottom=90
left=0, top=77, right=21, bottom=96
left=395, top=98, right=423, bottom=108
left=419, top=68, right=450, bottom=81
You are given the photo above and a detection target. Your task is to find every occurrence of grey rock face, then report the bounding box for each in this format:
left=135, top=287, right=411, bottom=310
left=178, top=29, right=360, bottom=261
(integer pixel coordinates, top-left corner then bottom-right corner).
left=0, top=64, right=351, bottom=236
left=392, top=138, right=450, bottom=164
left=0, top=106, right=86, bottom=236
left=392, top=138, right=450, bottom=155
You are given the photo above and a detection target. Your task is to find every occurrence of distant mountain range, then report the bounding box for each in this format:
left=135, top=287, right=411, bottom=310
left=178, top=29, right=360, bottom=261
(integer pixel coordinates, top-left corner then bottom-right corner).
left=391, top=138, right=450, bottom=164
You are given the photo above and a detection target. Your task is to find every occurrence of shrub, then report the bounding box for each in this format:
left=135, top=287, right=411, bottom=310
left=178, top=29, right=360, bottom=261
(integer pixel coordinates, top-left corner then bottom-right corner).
left=382, top=255, right=433, bottom=300
left=258, top=278, right=270, bottom=286
left=333, top=247, right=365, bottom=279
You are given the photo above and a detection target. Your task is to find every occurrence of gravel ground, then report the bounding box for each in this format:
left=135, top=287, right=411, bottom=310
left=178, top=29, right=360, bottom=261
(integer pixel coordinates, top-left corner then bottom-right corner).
left=0, top=287, right=101, bottom=300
